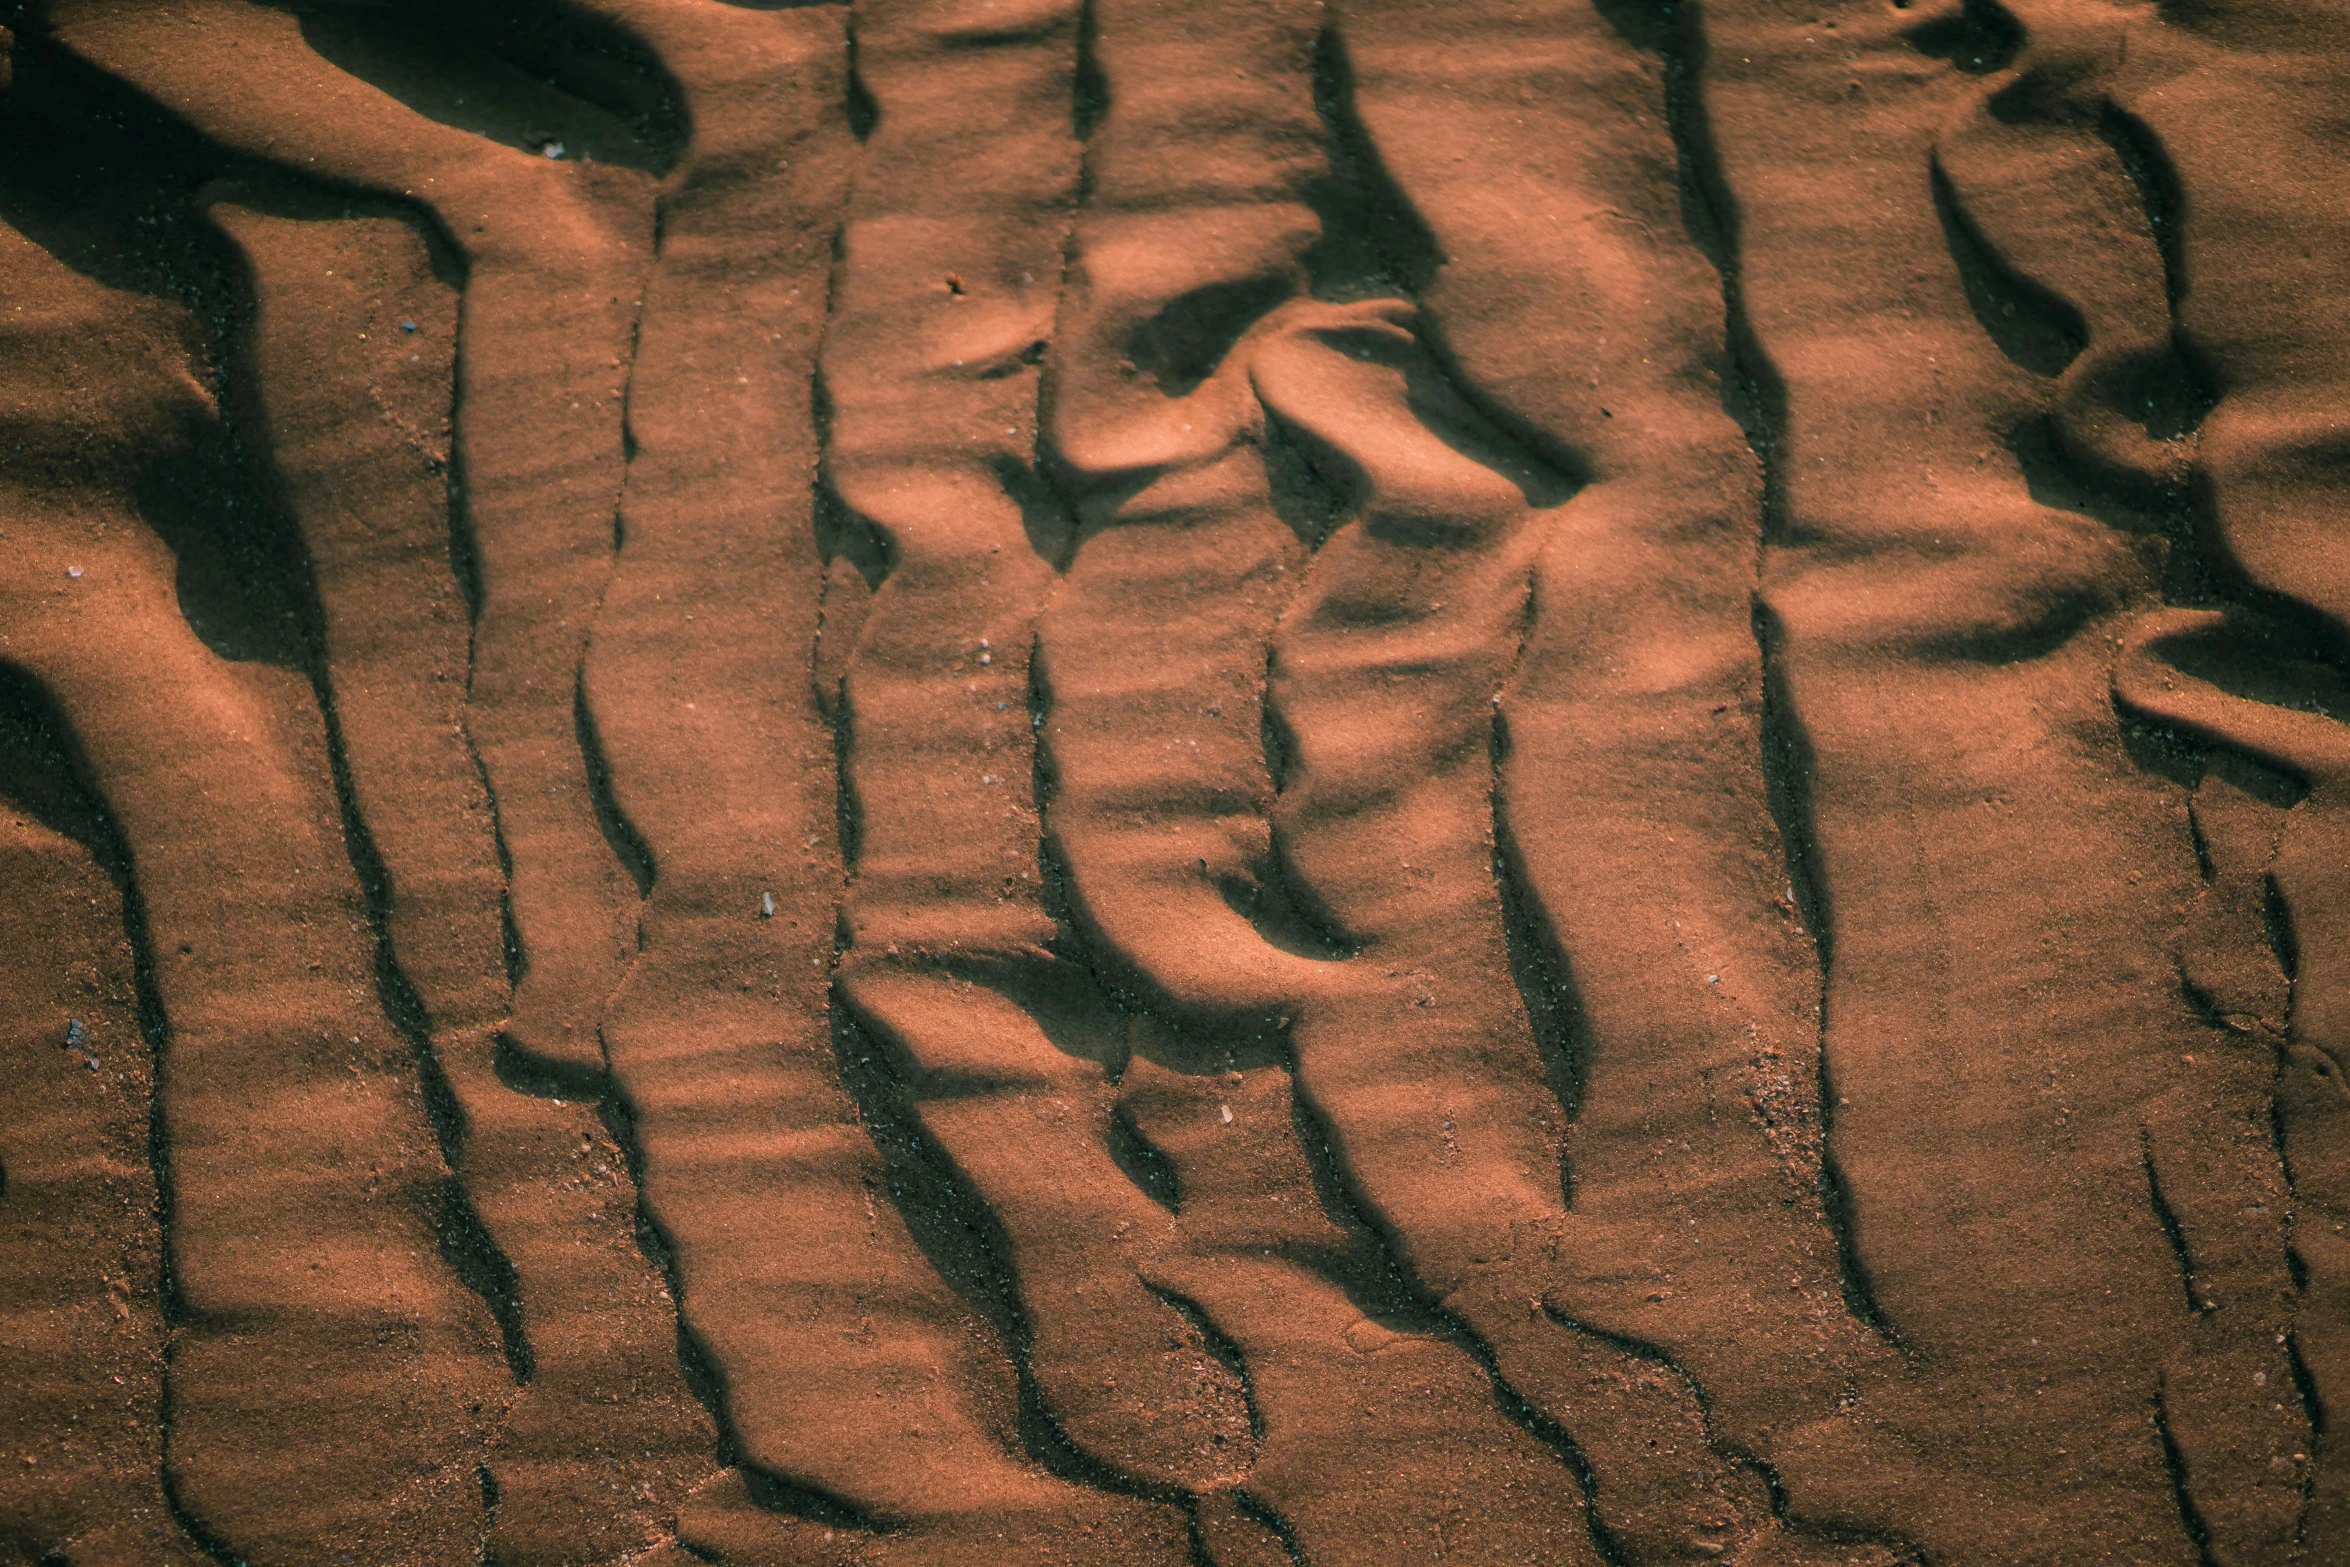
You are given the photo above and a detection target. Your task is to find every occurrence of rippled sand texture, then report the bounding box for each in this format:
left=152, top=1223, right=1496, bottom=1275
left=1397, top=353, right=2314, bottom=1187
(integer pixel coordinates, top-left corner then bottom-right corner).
left=2, top=1, right=2346, bottom=1562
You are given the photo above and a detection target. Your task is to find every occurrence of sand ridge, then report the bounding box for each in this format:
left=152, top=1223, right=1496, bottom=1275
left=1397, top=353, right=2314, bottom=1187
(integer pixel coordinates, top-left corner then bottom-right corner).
left=0, top=0, right=2343, bottom=1563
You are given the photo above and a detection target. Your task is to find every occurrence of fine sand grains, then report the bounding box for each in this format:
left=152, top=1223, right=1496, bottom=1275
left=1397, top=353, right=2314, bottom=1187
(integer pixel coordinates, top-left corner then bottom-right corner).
left=3, top=1, right=2348, bottom=1564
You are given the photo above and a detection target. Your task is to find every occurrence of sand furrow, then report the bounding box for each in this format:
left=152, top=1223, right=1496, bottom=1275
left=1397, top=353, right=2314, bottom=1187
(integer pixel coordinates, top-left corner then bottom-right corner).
left=1116, top=1041, right=1600, bottom=1565
left=1245, top=301, right=1848, bottom=1566
left=0, top=679, right=203, bottom=1564
left=0, top=53, right=212, bottom=1567
left=209, top=194, right=720, bottom=1565
left=565, top=4, right=1071, bottom=1557
left=818, top=0, right=1203, bottom=1549
left=1699, top=0, right=2301, bottom=1558
left=1038, top=8, right=1872, bottom=1552
left=2095, top=7, right=2350, bottom=1551
left=50, top=0, right=663, bottom=1085
left=0, top=209, right=504, bottom=1565
left=1327, top=0, right=1925, bottom=1529
left=1035, top=0, right=1330, bottom=1035
left=2115, top=610, right=2350, bottom=1563
left=1931, top=8, right=2310, bottom=1553
left=1031, top=3, right=1605, bottom=1559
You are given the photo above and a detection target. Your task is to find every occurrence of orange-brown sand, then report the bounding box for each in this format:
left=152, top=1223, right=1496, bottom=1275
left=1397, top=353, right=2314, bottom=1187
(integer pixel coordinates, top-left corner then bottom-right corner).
left=2, top=1, right=2346, bottom=1562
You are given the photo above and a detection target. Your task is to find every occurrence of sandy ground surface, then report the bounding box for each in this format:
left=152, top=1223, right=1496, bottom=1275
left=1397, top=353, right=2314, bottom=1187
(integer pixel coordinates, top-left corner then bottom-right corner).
left=1, top=1, right=2347, bottom=1562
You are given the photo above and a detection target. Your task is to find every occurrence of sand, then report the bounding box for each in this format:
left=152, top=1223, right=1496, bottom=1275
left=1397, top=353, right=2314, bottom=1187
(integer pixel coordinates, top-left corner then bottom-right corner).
left=0, top=0, right=2343, bottom=1562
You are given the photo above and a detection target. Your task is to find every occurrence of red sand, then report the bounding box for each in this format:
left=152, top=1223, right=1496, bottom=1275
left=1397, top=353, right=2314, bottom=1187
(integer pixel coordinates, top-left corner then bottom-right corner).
left=2, top=1, right=2345, bottom=1562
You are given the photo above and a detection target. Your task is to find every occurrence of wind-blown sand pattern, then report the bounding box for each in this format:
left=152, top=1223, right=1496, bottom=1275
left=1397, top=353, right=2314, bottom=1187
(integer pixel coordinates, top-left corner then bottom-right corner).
left=0, top=1, right=2344, bottom=1562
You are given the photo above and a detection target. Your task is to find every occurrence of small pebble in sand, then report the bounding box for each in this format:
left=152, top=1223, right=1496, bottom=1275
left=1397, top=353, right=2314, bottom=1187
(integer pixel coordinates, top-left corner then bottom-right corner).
left=760, top=891, right=776, bottom=919
left=400, top=320, right=417, bottom=333
left=1219, top=1105, right=1233, bottom=1125
left=541, top=141, right=565, bottom=160
left=63, top=1018, right=88, bottom=1051
left=66, top=566, right=83, bottom=580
